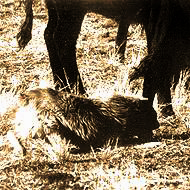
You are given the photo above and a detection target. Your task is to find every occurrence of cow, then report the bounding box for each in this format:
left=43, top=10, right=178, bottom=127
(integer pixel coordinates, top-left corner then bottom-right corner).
left=129, top=0, right=190, bottom=116
left=17, top=0, right=151, bottom=93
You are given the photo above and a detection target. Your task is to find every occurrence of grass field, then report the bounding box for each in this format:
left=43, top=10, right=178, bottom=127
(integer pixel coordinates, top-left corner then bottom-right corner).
left=0, top=1, right=190, bottom=189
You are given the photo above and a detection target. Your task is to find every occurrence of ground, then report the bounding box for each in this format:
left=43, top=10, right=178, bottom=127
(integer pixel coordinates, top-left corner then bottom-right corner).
left=0, top=1, right=190, bottom=189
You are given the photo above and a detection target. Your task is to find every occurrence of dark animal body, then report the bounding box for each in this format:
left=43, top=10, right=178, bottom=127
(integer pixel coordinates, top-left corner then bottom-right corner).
left=130, top=0, right=190, bottom=116
left=17, top=0, right=190, bottom=117
left=17, top=0, right=151, bottom=93
left=19, top=88, right=159, bottom=153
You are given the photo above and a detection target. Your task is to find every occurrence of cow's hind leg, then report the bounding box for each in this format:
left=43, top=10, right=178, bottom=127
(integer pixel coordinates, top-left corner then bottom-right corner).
left=116, top=18, right=129, bottom=61
left=54, top=10, right=86, bottom=94
left=44, top=2, right=69, bottom=90
left=157, top=80, right=175, bottom=116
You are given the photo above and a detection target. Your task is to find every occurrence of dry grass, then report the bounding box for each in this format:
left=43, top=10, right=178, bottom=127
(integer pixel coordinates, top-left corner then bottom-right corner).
left=0, top=1, right=190, bottom=189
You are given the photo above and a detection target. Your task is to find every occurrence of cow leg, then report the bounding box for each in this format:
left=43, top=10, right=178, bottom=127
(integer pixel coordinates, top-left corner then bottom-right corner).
left=44, top=2, right=70, bottom=90
left=157, top=80, right=175, bottom=116
left=142, top=61, right=175, bottom=116
left=53, top=10, right=86, bottom=94
left=116, top=18, right=129, bottom=61
left=142, top=74, right=156, bottom=104
left=143, top=77, right=174, bottom=117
